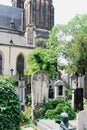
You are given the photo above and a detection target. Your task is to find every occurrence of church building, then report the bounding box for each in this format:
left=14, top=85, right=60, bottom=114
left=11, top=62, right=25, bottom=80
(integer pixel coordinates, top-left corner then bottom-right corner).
left=0, top=0, right=54, bottom=79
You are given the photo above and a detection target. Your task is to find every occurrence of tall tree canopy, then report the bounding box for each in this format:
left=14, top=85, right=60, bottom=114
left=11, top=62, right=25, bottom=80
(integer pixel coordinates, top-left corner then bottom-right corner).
left=25, top=27, right=63, bottom=78
left=54, top=14, right=87, bottom=75
left=25, top=14, right=87, bottom=77
left=25, top=47, right=60, bottom=78
left=65, top=31, right=87, bottom=75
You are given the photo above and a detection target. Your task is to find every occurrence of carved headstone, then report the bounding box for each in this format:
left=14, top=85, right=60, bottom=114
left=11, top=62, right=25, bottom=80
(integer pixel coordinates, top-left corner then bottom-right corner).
left=31, top=70, right=49, bottom=106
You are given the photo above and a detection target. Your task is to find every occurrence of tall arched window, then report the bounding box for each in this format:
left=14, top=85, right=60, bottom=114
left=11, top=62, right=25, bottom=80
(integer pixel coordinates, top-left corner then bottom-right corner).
left=16, top=54, right=24, bottom=80
left=0, top=54, right=2, bottom=74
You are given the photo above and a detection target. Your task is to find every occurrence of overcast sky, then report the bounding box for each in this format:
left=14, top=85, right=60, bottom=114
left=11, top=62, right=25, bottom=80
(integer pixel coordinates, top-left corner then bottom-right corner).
left=0, top=0, right=87, bottom=25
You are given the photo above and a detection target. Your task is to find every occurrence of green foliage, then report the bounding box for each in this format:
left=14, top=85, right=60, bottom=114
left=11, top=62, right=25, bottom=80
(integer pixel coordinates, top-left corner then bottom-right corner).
left=35, top=99, right=76, bottom=120
left=65, top=31, right=87, bottom=75
left=57, top=14, right=87, bottom=75
left=25, top=47, right=58, bottom=78
left=35, top=107, right=46, bottom=119
left=47, top=14, right=87, bottom=75
left=27, top=94, right=32, bottom=105
left=25, top=14, right=87, bottom=76
left=21, top=112, right=30, bottom=124
left=45, top=109, right=60, bottom=119
left=0, top=75, right=18, bottom=86
left=45, top=99, right=60, bottom=109
left=65, top=87, right=72, bottom=100
left=0, top=79, right=21, bottom=130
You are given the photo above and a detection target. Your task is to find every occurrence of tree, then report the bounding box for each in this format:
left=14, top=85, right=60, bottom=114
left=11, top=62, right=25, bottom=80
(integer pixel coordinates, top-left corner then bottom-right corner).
left=52, top=14, right=87, bottom=75
left=25, top=47, right=59, bottom=78
left=51, top=14, right=87, bottom=44
left=25, top=14, right=87, bottom=77
left=65, top=31, right=87, bottom=75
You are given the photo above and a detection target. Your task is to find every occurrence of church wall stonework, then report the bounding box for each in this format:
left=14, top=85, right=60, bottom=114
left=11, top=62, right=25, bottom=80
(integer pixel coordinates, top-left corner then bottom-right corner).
left=0, top=0, right=54, bottom=76
left=24, top=0, right=54, bottom=30
left=0, top=45, right=33, bottom=75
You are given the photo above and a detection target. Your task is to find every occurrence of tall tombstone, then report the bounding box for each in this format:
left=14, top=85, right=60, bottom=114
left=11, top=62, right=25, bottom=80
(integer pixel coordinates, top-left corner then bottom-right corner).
left=73, top=88, right=83, bottom=111
left=31, top=70, right=49, bottom=120
left=15, top=79, right=25, bottom=111
left=77, top=110, right=87, bottom=130
left=84, top=76, right=87, bottom=98
left=71, top=73, right=78, bottom=89
left=18, top=79, right=25, bottom=111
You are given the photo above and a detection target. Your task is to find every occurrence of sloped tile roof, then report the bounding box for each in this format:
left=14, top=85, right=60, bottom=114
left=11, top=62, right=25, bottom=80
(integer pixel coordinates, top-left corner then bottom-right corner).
left=0, top=4, right=23, bottom=31
left=0, top=29, right=31, bottom=48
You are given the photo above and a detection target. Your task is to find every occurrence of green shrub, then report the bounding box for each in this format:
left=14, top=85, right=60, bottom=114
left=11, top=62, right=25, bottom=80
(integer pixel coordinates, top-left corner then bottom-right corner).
left=65, top=87, right=72, bottom=100
left=21, top=112, right=30, bottom=124
left=45, top=109, right=60, bottom=119
left=44, top=99, right=60, bottom=110
left=0, top=79, right=21, bottom=130
left=55, top=102, right=76, bottom=120
left=35, top=107, right=46, bottom=119
left=44, top=102, right=53, bottom=109
left=35, top=99, right=76, bottom=120
left=0, top=75, right=18, bottom=86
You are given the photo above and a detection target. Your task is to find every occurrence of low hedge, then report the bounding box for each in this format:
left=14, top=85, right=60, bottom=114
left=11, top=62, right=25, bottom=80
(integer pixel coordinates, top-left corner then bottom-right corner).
left=35, top=99, right=76, bottom=120
left=0, top=79, right=21, bottom=130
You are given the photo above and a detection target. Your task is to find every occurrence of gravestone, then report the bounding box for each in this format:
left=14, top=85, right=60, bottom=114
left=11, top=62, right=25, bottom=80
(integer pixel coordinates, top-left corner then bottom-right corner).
left=31, top=70, right=49, bottom=120
left=77, top=110, right=87, bottom=130
left=18, top=79, right=25, bottom=110
left=71, top=73, right=78, bottom=89
left=15, top=79, right=25, bottom=111
left=54, top=80, right=65, bottom=100
left=73, top=88, right=83, bottom=111
left=84, top=76, right=87, bottom=98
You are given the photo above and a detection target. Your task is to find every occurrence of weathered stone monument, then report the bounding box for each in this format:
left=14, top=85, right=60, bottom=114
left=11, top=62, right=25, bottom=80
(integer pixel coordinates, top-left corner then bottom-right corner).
left=77, top=110, right=87, bottom=130
left=54, top=79, right=65, bottom=100
left=18, top=79, right=25, bottom=110
left=15, top=79, right=25, bottom=111
left=31, top=70, right=49, bottom=120
left=70, top=73, right=78, bottom=89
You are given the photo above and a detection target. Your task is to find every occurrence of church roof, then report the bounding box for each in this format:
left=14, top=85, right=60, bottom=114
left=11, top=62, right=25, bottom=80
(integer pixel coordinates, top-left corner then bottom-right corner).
left=0, top=4, right=23, bottom=31
left=0, top=29, right=33, bottom=48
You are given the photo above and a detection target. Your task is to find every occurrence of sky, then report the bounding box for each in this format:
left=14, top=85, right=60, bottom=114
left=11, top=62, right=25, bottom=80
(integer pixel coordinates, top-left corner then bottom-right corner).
left=0, top=0, right=87, bottom=25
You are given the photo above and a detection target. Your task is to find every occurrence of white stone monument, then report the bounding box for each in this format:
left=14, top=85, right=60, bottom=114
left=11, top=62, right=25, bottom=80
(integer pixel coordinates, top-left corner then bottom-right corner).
left=19, top=80, right=25, bottom=110
left=31, top=70, right=49, bottom=105
left=77, top=110, right=87, bottom=130
left=15, top=79, right=25, bottom=110
left=54, top=80, right=65, bottom=100
left=31, top=70, right=49, bottom=120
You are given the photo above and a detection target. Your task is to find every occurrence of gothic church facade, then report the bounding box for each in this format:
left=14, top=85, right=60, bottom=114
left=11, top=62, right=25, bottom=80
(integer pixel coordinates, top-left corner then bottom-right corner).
left=0, top=0, right=54, bottom=78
